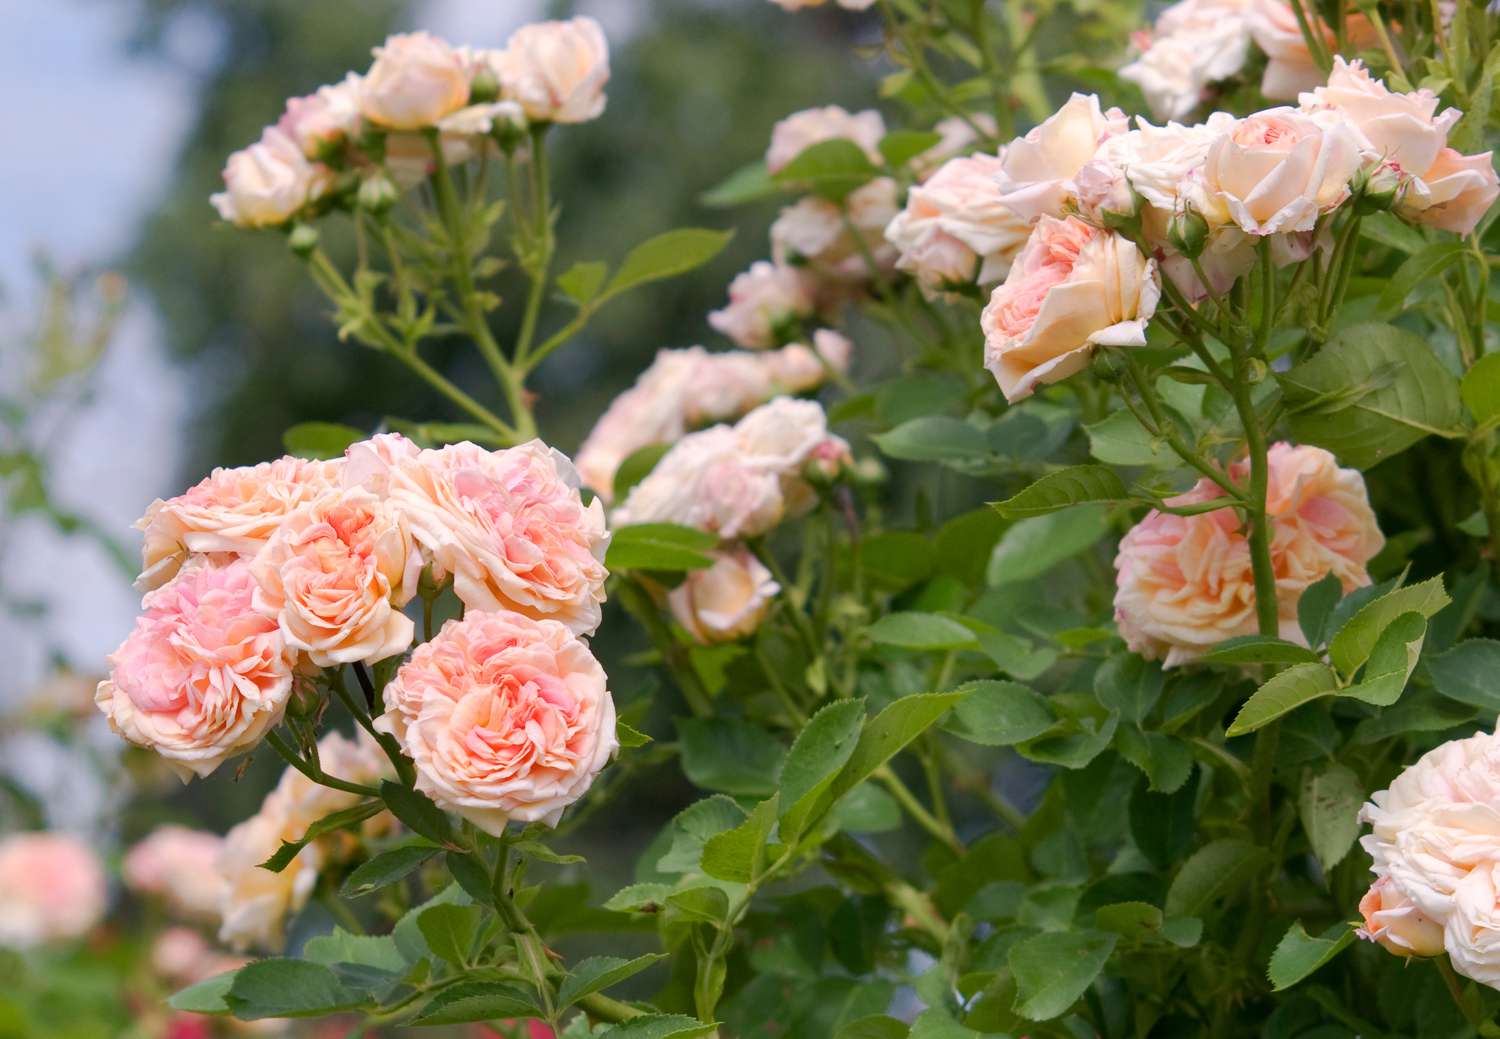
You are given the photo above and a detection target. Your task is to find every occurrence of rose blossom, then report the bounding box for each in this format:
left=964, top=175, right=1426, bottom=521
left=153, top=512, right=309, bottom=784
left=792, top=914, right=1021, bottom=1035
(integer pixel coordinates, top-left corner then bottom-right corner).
left=97, top=559, right=296, bottom=780
left=771, top=177, right=900, bottom=281
left=376, top=611, right=617, bottom=835
left=279, top=74, right=363, bottom=158
left=211, top=126, right=330, bottom=229
left=135, top=455, right=342, bottom=592
left=668, top=547, right=780, bottom=644
left=0, top=833, right=107, bottom=949
left=981, top=216, right=1159, bottom=402
left=996, top=93, right=1128, bottom=224
left=342, top=431, right=422, bottom=496
left=885, top=153, right=1030, bottom=291
left=912, top=114, right=1000, bottom=180
left=764, top=329, right=853, bottom=392
left=1299, top=58, right=1460, bottom=178
left=1113, top=443, right=1382, bottom=666
left=358, top=31, right=470, bottom=130
left=1121, top=0, right=1251, bottom=121
left=1247, top=0, right=1379, bottom=99
left=1357, top=877, right=1446, bottom=958
left=492, top=17, right=610, bottom=124
left=1201, top=107, right=1361, bottom=235
left=1397, top=147, right=1500, bottom=235
left=1447, top=860, right=1500, bottom=986
left=765, top=105, right=886, bottom=174
left=709, top=261, right=818, bottom=349
left=123, top=825, right=225, bottom=922
left=251, top=487, right=421, bottom=666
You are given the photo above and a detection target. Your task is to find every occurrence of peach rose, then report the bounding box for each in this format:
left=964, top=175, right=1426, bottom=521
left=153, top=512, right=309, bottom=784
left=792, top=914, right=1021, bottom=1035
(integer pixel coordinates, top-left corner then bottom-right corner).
left=981, top=216, right=1159, bottom=402
left=1113, top=442, right=1382, bottom=666
left=668, top=547, right=780, bottom=644
left=885, top=153, right=1030, bottom=291
left=1121, top=0, right=1251, bottom=121
left=1201, top=107, right=1361, bottom=235
left=996, top=93, right=1128, bottom=223
left=359, top=31, right=470, bottom=130
left=250, top=488, right=420, bottom=666
left=342, top=431, right=422, bottom=496
left=279, top=73, right=363, bottom=158
left=376, top=611, right=617, bottom=835
left=912, top=114, right=999, bottom=180
left=1447, top=860, right=1500, bottom=986
left=135, top=455, right=342, bottom=592
left=386, top=440, right=608, bottom=635
left=1247, top=0, right=1379, bottom=99
left=97, top=560, right=296, bottom=780
left=493, top=17, right=609, bottom=124
left=771, top=177, right=900, bottom=282
left=766, top=106, right=885, bottom=174
left=123, top=825, right=225, bottom=922
left=0, top=833, right=107, bottom=949
left=764, top=329, right=853, bottom=392
left=211, top=126, right=331, bottom=229
left=709, top=261, right=818, bottom=349
left=1299, top=58, right=1460, bottom=179
left=1397, top=147, right=1500, bottom=235
left=1358, top=876, right=1446, bottom=958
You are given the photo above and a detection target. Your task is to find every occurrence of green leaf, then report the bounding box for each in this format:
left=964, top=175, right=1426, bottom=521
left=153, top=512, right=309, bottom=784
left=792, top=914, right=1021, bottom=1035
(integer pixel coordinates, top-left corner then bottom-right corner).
left=1297, top=763, right=1364, bottom=872
left=379, top=781, right=454, bottom=846
left=1360, top=212, right=1430, bottom=253
left=283, top=421, right=364, bottom=460
left=1165, top=839, right=1267, bottom=917
left=303, top=928, right=407, bottom=973
left=878, top=129, right=943, bottom=167
left=341, top=843, right=439, bottom=897
left=558, top=953, right=669, bottom=1007
left=699, top=160, right=779, bottom=208
left=169, top=971, right=238, bottom=1015
left=411, top=982, right=545, bottom=1025
left=1327, top=575, right=1449, bottom=676
left=417, top=903, right=479, bottom=966
left=656, top=796, right=747, bottom=874
left=1225, top=663, right=1341, bottom=737
left=837, top=1016, right=911, bottom=1039
left=557, top=260, right=609, bottom=307
left=599, top=1015, right=719, bottom=1039
left=1115, top=727, right=1194, bottom=794
left=1200, top=636, right=1322, bottom=666
left=1427, top=638, right=1500, bottom=709
left=860, top=531, right=937, bottom=590
left=772, top=138, right=880, bottom=201
left=943, top=680, right=1056, bottom=746
left=1341, top=610, right=1426, bottom=706
left=391, top=883, right=470, bottom=961
left=224, top=959, right=362, bottom=1019
left=866, top=611, right=978, bottom=651
left=1298, top=572, right=1344, bottom=647
left=871, top=416, right=990, bottom=464
left=602, top=228, right=734, bottom=301
left=701, top=796, right=779, bottom=883
left=444, top=850, right=494, bottom=906
left=990, top=465, right=1128, bottom=518
left=1007, top=930, right=1118, bottom=1021
left=617, top=720, right=653, bottom=749
left=1267, top=922, right=1356, bottom=991
left=605, top=523, right=718, bottom=571
left=1084, top=409, right=1174, bottom=466
left=1278, top=322, right=1464, bottom=468
left=1463, top=352, right=1500, bottom=424
left=1377, top=241, right=1469, bottom=317
left=260, top=799, right=384, bottom=873
left=988, top=505, right=1109, bottom=585
left=909, top=1010, right=981, bottom=1038
left=779, top=700, right=865, bottom=840
left=603, top=882, right=675, bottom=913
left=612, top=444, right=671, bottom=502
left=825, top=692, right=967, bottom=807
left=1093, top=654, right=1164, bottom=723
left=678, top=718, right=786, bottom=798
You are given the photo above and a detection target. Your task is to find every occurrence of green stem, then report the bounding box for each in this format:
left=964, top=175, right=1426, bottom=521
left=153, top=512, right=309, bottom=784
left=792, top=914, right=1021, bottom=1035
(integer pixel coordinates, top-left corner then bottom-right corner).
left=875, top=764, right=965, bottom=854
left=264, top=730, right=382, bottom=798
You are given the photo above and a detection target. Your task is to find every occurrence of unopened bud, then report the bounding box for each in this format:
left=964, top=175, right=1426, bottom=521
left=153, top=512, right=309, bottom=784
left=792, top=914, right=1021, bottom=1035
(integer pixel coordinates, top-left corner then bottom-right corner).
left=357, top=172, right=399, bottom=214
left=1090, top=347, right=1130, bottom=384
left=1167, top=208, right=1210, bottom=259
left=489, top=102, right=529, bottom=154
left=469, top=66, right=501, bottom=104
left=287, top=222, right=319, bottom=257
left=1354, top=162, right=1402, bottom=214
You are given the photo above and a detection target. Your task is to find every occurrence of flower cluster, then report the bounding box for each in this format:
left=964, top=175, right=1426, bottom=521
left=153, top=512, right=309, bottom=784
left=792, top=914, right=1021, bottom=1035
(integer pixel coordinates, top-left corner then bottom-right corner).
left=1361, top=720, right=1500, bottom=985
left=1113, top=443, right=1384, bottom=666
left=212, top=19, right=609, bottom=228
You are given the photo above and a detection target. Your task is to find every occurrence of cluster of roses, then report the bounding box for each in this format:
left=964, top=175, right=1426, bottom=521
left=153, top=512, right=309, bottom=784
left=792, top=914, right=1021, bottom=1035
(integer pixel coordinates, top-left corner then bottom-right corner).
left=211, top=18, right=609, bottom=229
left=93, top=433, right=617, bottom=949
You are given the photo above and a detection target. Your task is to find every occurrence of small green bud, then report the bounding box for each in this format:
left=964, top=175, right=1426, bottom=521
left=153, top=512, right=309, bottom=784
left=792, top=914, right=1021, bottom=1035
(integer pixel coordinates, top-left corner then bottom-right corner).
left=469, top=66, right=500, bottom=104
left=1167, top=207, right=1210, bottom=259
left=357, top=172, right=399, bottom=214
left=1090, top=347, right=1130, bottom=384
left=287, top=222, right=319, bottom=257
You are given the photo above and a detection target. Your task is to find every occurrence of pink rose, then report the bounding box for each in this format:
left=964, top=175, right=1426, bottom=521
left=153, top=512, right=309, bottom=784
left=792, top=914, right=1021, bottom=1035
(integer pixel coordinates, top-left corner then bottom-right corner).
left=1202, top=108, right=1361, bottom=234
left=766, top=105, right=885, bottom=174
left=668, top=547, right=780, bottom=644
left=771, top=177, right=900, bottom=281
left=386, top=441, right=608, bottom=634
left=885, top=153, right=1030, bottom=291
left=1397, top=147, right=1500, bottom=235
left=123, top=825, right=225, bottom=922
left=359, top=31, right=470, bottom=130
left=279, top=74, right=363, bottom=158
left=1247, top=0, right=1380, bottom=99
left=1113, top=443, right=1383, bottom=666
left=763, top=329, right=853, bottom=392
left=981, top=216, right=1159, bottom=402
left=1358, top=877, right=1445, bottom=958
left=342, top=431, right=422, bottom=496
left=97, top=560, right=296, bottom=780
left=709, top=261, right=818, bottom=349
left=251, top=488, right=421, bottom=666
left=997, top=93, right=1128, bottom=223
left=376, top=611, right=617, bottom=835
left=1299, top=58, right=1460, bottom=179
left=0, top=833, right=107, bottom=949
left=493, top=17, right=610, bottom=124
left=135, top=455, right=342, bottom=592
left=211, top=126, right=331, bottom=229
left=1121, top=0, right=1251, bottom=121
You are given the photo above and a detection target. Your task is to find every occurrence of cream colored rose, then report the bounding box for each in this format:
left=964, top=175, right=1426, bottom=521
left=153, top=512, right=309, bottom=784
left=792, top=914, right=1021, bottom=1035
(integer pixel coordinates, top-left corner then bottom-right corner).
left=1358, top=877, right=1446, bottom=958
left=135, top=455, right=342, bottom=592
left=250, top=487, right=421, bottom=666
left=342, top=431, right=421, bottom=496
left=0, top=833, right=106, bottom=949
left=1202, top=108, right=1360, bottom=234
left=376, top=611, right=617, bottom=835
left=709, top=261, right=818, bottom=350
left=981, top=216, right=1159, bottom=402
left=771, top=177, right=899, bottom=281
left=1447, top=861, right=1500, bottom=986
left=123, top=825, right=225, bottom=922
left=1247, top=0, right=1379, bottom=99
left=359, top=31, right=470, bottom=130
left=492, top=17, right=609, bottom=124
left=885, top=153, right=1029, bottom=291
left=997, top=93, right=1128, bottom=223
left=1398, top=147, right=1500, bottom=235
left=386, top=440, right=608, bottom=634
left=1300, top=58, right=1460, bottom=177
left=766, top=105, right=886, bottom=174
left=279, top=73, right=363, bottom=158
left=912, top=114, right=999, bottom=180
left=669, top=547, right=780, bottom=644
left=1121, top=0, right=1251, bottom=121
left=211, top=127, right=330, bottom=229
left=97, top=559, right=296, bottom=780
left=764, top=329, right=853, bottom=392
